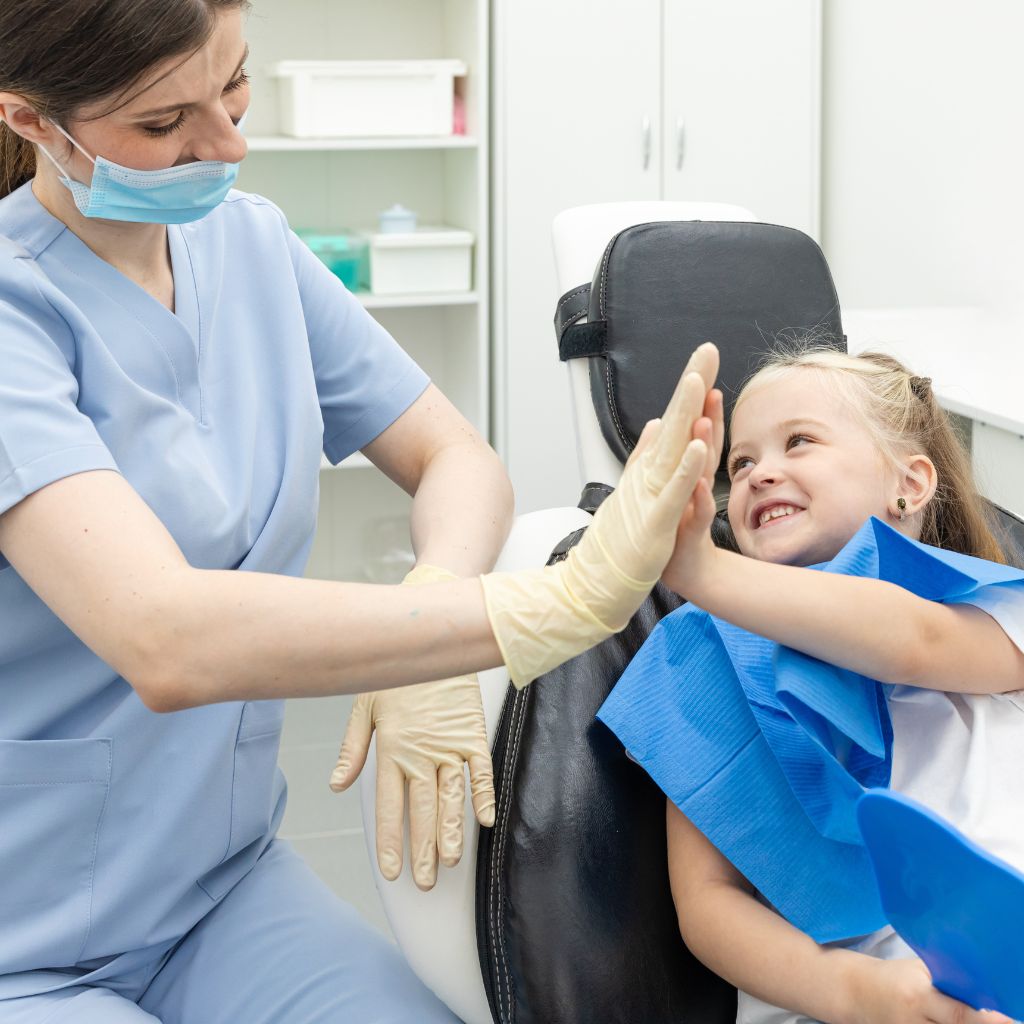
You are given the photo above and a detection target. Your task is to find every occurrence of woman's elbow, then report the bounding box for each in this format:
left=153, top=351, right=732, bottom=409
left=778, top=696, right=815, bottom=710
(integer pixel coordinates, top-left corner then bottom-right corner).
left=121, top=615, right=207, bottom=714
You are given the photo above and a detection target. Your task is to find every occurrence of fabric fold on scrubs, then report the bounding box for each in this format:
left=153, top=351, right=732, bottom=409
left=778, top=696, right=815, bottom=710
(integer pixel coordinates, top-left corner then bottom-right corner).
left=597, top=517, right=1024, bottom=943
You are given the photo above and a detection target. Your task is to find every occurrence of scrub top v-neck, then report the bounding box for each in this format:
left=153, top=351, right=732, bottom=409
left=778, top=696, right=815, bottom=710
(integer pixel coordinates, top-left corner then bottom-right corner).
left=0, top=182, right=429, bottom=992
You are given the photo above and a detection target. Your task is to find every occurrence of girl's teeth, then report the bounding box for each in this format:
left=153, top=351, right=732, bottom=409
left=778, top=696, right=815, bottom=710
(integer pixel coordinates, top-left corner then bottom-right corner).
left=760, top=505, right=797, bottom=527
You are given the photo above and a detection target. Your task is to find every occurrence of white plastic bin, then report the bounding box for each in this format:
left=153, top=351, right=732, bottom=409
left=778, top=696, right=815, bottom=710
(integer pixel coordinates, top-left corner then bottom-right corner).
left=367, top=228, right=474, bottom=295
left=269, top=60, right=467, bottom=138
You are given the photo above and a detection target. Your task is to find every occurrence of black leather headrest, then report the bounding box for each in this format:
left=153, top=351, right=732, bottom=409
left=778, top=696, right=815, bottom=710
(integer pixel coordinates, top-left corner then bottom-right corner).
left=555, top=221, right=845, bottom=466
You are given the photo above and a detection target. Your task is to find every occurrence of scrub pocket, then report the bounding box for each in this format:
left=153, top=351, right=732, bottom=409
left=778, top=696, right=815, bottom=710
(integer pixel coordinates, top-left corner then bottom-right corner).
left=0, top=737, right=112, bottom=973
left=198, top=701, right=285, bottom=901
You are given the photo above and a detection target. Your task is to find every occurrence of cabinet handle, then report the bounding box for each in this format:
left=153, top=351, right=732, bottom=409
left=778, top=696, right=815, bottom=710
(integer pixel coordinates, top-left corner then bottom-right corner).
left=642, top=115, right=651, bottom=171
left=676, top=117, right=686, bottom=171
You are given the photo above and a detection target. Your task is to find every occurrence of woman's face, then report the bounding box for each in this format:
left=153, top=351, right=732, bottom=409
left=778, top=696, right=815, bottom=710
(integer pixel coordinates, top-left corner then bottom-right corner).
left=58, top=7, right=249, bottom=178
left=726, top=370, right=898, bottom=566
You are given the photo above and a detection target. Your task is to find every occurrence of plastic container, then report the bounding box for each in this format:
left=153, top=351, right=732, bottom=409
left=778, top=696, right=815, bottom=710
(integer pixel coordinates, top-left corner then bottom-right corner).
left=378, top=204, right=418, bottom=234
left=366, top=227, right=474, bottom=295
left=269, top=60, right=468, bottom=138
left=296, top=231, right=369, bottom=292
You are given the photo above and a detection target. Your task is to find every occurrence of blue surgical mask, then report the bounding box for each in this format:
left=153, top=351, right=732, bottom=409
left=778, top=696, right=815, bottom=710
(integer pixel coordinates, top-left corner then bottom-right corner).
left=38, top=114, right=246, bottom=225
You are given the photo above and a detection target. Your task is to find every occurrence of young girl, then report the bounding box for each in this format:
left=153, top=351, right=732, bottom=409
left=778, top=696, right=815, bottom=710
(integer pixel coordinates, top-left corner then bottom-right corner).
left=602, top=346, right=1024, bottom=1024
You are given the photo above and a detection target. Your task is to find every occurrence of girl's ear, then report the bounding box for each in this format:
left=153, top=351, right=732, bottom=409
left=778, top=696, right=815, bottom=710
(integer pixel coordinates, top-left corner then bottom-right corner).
left=895, top=454, right=938, bottom=520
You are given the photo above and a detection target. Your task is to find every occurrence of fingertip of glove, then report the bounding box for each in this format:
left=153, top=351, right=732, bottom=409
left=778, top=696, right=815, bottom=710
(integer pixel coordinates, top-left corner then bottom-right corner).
left=380, top=849, right=402, bottom=880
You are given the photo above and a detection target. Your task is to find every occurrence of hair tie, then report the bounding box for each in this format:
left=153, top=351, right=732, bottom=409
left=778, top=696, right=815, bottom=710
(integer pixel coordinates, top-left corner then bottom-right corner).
left=909, top=375, right=932, bottom=399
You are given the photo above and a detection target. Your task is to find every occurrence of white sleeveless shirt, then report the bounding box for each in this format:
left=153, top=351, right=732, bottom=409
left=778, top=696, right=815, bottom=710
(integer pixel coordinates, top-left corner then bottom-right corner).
left=737, top=583, right=1024, bottom=1024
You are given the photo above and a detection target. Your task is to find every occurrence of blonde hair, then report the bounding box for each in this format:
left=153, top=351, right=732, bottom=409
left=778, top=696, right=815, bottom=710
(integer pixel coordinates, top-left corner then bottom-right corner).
left=735, top=345, right=1009, bottom=564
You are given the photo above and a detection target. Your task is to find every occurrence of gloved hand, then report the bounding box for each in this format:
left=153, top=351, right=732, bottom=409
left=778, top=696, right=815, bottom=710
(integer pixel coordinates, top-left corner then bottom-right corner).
left=481, top=342, right=718, bottom=688
left=329, top=563, right=495, bottom=891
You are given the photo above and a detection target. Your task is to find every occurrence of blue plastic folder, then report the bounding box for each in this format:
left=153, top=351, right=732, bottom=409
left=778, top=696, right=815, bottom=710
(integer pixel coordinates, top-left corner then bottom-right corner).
left=858, top=789, right=1024, bottom=1019
left=597, top=517, right=1024, bottom=942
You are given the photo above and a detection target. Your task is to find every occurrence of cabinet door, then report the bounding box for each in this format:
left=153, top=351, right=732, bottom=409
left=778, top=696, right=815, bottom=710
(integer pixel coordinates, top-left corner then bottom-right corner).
left=494, top=0, right=662, bottom=513
left=662, top=0, right=821, bottom=237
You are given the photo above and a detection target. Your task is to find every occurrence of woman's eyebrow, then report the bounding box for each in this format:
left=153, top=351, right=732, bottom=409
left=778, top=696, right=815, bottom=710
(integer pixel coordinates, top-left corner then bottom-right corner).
left=131, top=44, right=250, bottom=119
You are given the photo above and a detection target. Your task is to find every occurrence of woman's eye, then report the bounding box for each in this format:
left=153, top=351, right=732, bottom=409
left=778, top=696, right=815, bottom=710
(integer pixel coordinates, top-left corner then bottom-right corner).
left=224, top=69, right=250, bottom=94
left=143, top=113, right=186, bottom=137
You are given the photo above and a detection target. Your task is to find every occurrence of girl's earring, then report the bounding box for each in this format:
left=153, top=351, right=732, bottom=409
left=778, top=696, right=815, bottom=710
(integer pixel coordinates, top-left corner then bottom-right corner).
left=896, top=496, right=907, bottom=522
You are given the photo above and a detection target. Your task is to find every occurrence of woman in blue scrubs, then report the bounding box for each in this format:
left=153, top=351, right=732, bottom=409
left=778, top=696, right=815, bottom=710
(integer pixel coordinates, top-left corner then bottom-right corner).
left=0, top=1, right=717, bottom=1021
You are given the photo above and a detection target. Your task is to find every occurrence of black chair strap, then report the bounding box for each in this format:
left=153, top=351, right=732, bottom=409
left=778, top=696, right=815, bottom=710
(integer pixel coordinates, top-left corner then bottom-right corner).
left=555, top=283, right=607, bottom=361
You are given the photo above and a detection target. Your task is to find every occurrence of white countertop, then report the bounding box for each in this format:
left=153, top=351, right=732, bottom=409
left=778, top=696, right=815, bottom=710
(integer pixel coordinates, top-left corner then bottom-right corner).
left=843, top=306, right=1024, bottom=437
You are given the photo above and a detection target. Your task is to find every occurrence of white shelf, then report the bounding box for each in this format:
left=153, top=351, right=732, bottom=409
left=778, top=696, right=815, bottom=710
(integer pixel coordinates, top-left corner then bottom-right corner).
left=247, top=135, right=478, bottom=152
left=321, top=452, right=372, bottom=470
left=355, top=291, right=479, bottom=310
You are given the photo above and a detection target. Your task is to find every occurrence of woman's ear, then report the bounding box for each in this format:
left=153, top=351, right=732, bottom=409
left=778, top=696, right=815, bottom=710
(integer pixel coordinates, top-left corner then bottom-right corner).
left=896, top=454, right=938, bottom=520
left=0, top=94, right=56, bottom=146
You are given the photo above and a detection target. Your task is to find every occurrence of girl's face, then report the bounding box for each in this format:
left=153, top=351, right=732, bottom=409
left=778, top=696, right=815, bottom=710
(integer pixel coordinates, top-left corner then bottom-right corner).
left=727, top=370, right=898, bottom=566
left=58, top=8, right=249, bottom=178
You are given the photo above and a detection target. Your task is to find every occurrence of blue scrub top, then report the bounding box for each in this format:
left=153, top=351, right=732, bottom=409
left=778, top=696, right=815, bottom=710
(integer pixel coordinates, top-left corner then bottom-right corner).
left=0, top=183, right=429, bottom=983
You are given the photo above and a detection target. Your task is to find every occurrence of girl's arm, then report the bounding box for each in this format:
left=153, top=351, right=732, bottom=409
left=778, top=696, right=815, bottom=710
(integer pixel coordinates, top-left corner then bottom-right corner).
left=663, top=487, right=1024, bottom=695
left=666, top=802, right=1005, bottom=1024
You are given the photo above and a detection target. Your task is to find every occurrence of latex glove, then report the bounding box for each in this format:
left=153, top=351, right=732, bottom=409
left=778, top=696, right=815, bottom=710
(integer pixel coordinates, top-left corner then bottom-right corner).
left=481, top=342, right=718, bottom=688
left=329, top=563, right=496, bottom=891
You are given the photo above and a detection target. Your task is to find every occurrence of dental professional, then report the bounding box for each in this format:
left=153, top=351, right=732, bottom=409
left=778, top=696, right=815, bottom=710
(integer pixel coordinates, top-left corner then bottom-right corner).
left=0, top=1, right=717, bottom=1021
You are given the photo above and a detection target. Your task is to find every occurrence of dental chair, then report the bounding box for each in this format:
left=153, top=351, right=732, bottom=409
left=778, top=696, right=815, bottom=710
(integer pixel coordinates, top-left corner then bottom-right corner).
left=359, top=203, right=1024, bottom=1024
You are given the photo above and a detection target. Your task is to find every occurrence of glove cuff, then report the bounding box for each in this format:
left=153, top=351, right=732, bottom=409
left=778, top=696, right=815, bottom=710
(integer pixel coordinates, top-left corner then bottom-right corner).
left=480, top=566, right=615, bottom=690
left=402, top=563, right=460, bottom=586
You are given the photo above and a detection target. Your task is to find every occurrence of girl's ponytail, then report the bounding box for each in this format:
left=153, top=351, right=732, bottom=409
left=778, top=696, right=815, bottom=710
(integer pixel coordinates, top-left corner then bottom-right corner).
left=910, top=377, right=1009, bottom=564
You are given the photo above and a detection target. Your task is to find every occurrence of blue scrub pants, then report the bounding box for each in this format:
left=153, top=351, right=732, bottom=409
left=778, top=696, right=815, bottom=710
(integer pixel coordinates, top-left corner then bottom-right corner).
left=0, top=841, right=461, bottom=1023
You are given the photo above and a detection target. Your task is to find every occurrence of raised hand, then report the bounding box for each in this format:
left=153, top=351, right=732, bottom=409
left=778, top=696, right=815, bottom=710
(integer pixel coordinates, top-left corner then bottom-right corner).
left=481, top=343, right=719, bottom=688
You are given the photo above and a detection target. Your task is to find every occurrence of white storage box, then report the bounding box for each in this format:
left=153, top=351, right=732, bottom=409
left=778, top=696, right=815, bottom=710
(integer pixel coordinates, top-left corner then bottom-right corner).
left=367, top=227, right=474, bottom=295
left=269, top=60, right=467, bottom=138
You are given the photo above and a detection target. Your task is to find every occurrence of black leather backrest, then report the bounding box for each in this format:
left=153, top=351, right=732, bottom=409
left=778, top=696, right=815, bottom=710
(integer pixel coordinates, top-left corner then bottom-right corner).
left=581, top=221, right=844, bottom=464
left=476, top=500, right=739, bottom=1024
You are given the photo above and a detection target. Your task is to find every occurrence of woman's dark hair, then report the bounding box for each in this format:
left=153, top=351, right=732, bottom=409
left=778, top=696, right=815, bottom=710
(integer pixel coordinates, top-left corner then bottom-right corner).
left=0, top=0, right=249, bottom=198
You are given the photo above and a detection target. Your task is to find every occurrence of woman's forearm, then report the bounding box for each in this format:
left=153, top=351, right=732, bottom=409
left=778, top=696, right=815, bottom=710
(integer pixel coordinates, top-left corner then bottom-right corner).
left=408, top=437, right=514, bottom=576
left=151, top=570, right=502, bottom=711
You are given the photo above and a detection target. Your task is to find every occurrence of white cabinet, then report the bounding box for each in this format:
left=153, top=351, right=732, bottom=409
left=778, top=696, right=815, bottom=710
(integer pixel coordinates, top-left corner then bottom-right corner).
left=237, top=0, right=490, bottom=937
left=662, top=0, right=821, bottom=232
left=493, top=0, right=822, bottom=513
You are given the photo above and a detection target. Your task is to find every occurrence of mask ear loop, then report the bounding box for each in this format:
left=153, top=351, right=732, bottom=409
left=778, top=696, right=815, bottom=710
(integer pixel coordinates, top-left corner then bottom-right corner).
left=35, top=119, right=96, bottom=180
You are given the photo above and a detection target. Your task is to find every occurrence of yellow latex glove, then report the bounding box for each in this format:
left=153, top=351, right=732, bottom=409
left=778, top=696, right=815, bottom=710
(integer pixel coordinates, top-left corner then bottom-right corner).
left=329, top=563, right=495, bottom=891
left=481, top=342, right=718, bottom=688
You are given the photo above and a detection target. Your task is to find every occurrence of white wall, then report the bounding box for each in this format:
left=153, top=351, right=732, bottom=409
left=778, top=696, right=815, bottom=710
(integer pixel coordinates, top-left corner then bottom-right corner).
left=821, top=0, right=1024, bottom=312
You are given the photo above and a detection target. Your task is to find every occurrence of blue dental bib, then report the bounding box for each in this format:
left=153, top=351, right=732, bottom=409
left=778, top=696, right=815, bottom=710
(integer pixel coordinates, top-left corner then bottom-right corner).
left=598, top=517, right=1024, bottom=942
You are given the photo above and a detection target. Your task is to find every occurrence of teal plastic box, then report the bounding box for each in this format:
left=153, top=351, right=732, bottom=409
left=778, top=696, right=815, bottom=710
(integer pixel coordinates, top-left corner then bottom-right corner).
left=297, top=230, right=369, bottom=292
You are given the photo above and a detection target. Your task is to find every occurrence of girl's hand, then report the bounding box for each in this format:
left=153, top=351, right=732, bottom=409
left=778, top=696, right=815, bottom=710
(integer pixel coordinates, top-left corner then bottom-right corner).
left=661, top=385, right=725, bottom=600
left=845, top=956, right=1015, bottom=1024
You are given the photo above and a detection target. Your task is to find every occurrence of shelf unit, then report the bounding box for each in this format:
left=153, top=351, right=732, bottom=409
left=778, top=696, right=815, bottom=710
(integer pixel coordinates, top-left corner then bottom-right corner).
left=246, top=135, right=479, bottom=151
left=242, top=0, right=490, bottom=938
left=240, top=0, right=490, bottom=582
